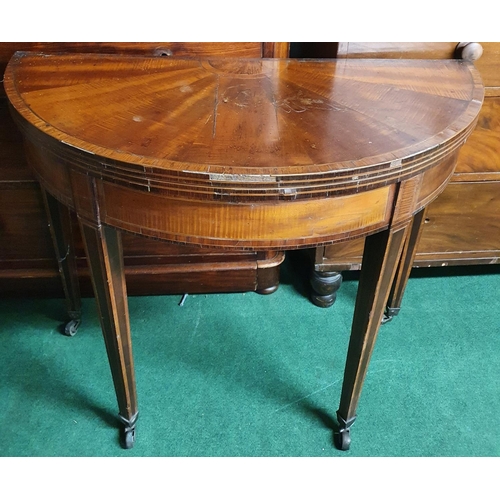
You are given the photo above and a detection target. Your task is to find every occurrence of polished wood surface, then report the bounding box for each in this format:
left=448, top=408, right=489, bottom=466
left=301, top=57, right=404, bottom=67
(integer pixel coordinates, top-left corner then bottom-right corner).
left=0, top=42, right=290, bottom=97
left=6, top=54, right=482, bottom=247
left=4, top=52, right=483, bottom=450
left=337, top=42, right=485, bottom=65
left=0, top=42, right=289, bottom=298
left=455, top=97, right=500, bottom=178
left=473, top=43, right=500, bottom=92
left=336, top=42, right=460, bottom=59
left=312, top=42, right=500, bottom=279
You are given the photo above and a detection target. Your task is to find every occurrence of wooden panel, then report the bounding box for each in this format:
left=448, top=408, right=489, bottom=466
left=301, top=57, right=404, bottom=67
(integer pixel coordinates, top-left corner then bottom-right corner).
left=262, top=42, right=290, bottom=58
left=415, top=181, right=500, bottom=262
left=321, top=239, right=364, bottom=267
left=337, top=42, right=458, bottom=59
left=57, top=208, right=265, bottom=264
left=0, top=185, right=55, bottom=263
left=336, top=42, right=500, bottom=90
left=0, top=98, right=35, bottom=182
left=391, top=176, right=422, bottom=227
left=23, top=138, right=74, bottom=207
left=317, top=180, right=500, bottom=269
left=474, top=42, right=500, bottom=89
left=454, top=97, right=500, bottom=179
left=100, top=181, right=393, bottom=249
left=416, top=153, right=457, bottom=209
left=121, top=233, right=259, bottom=261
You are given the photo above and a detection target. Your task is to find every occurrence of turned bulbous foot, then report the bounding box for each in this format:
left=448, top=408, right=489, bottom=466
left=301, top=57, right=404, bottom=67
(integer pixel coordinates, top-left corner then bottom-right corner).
left=310, top=271, right=343, bottom=308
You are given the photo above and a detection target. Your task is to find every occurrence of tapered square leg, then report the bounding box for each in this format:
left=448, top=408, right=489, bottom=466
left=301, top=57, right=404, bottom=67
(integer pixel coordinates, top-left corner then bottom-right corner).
left=384, top=208, right=427, bottom=323
left=335, top=223, right=410, bottom=450
left=41, top=189, right=82, bottom=336
left=79, top=220, right=138, bottom=449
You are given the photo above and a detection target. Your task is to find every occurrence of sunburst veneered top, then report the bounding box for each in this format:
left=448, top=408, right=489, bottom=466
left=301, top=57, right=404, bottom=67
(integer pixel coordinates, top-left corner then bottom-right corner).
left=4, top=52, right=483, bottom=200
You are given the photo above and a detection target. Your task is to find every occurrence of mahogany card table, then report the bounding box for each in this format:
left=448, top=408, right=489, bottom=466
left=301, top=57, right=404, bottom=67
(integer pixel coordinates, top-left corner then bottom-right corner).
left=4, top=52, right=483, bottom=450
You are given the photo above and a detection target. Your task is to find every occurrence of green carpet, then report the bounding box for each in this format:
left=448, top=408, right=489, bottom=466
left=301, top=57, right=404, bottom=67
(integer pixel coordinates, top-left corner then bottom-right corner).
left=1, top=255, right=499, bottom=457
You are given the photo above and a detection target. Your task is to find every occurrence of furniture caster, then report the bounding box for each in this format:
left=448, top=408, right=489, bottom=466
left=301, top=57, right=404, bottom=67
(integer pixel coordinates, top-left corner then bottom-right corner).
left=118, top=413, right=138, bottom=449
left=63, top=319, right=81, bottom=337
left=382, top=306, right=400, bottom=324
left=381, top=314, right=392, bottom=324
left=334, top=429, right=351, bottom=451
left=335, top=412, right=355, bottom=451
left=120, top=427, right=136, bottom=449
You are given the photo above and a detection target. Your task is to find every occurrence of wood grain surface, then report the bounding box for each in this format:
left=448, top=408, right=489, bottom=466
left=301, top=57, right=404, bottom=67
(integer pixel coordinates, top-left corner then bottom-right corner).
left=4, top=53, right=483, bottom=249
left=6, top=54, right=482, bottom=193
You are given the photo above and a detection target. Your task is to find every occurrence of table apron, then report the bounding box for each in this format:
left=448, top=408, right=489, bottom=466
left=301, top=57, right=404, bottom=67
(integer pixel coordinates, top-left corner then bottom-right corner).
left=24, top=138, right=460, bottom=251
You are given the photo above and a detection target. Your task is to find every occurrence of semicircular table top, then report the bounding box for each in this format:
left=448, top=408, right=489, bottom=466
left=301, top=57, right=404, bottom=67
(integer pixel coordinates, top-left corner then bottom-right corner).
left=4, top=53, right=483, bottom=203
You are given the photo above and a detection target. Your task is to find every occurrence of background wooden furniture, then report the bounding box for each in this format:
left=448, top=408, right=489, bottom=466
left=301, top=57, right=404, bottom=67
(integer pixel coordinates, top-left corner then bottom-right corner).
left=304, top=43, right=500, bottom=309
left=0, top=43, right=288, bottom=299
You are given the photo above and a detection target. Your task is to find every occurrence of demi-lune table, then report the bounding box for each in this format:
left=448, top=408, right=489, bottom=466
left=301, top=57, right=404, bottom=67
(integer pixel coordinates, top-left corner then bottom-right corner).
left=4, top=52, right=483, bottom=450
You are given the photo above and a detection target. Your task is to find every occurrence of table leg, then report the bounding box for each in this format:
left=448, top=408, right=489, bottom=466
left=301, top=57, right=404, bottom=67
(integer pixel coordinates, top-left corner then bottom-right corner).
left=335, top=222, right=410, bottom=450
left=79, top=220, right=138, bottom=449
left=41, top=189, right=82, bottom=336
left=383, top=208, right=427, bottom=323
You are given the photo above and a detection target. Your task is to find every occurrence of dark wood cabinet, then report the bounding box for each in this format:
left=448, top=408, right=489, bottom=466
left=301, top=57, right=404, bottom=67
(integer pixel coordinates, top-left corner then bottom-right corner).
left=0, top=43, right=288, bottom=297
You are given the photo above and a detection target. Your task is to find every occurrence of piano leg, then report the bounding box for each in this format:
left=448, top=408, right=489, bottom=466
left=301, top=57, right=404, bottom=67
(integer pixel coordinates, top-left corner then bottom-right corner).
left=79, top=221, right=138, bottom=449
left=41, top=188, right=82, bottom=336
left=335, top=222, right=410, bottom=450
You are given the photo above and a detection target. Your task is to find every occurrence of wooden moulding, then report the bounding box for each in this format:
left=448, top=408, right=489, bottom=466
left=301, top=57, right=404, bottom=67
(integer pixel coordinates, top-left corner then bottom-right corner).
left=98, top=181, right=395, bottom=250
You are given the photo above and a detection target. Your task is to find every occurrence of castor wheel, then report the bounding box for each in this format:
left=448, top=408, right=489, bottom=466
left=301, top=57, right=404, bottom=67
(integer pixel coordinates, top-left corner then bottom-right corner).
left=118, top=413, right=138, bottom=449
left=381, top=313, right=393, bottom=324
left=382, top=306, right=400, bottom=324
left=63, top=319, right=81, bottom=337
left=334, top=429, right=351, bottom=451
left=120, top=427, right=136, bottom=449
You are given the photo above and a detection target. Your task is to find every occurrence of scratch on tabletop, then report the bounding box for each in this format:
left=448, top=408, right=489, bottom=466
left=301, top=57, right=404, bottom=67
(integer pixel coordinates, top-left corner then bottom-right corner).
left=271, top=90, right=281, bottom=141
left=212, top=75, right=220, bottom=138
